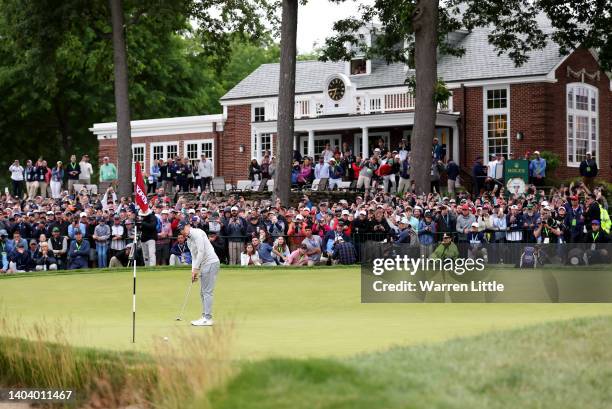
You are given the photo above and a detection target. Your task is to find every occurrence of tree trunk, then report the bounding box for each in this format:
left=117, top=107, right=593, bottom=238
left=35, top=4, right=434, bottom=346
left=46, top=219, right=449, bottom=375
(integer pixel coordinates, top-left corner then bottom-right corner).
left=273, top=0, right=298, bottom=206
left=109, top=0, right=133, bottom=198
left=411, top=0, right=438, bottom=195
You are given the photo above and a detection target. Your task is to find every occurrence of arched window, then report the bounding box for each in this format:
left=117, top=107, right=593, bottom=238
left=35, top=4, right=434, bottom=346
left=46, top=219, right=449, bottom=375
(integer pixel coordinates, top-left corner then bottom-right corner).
left=567, top=83, right=598, bottom=166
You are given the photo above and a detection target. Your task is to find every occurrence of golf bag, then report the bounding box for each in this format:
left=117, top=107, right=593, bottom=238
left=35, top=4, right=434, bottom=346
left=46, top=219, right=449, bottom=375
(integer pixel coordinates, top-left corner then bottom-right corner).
left=517, top=246, right=538, bottom=268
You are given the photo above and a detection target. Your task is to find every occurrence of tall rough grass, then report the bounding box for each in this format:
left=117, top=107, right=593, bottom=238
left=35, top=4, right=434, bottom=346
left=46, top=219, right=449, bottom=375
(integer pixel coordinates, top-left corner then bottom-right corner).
left=0, top=313, right=234, bottom=408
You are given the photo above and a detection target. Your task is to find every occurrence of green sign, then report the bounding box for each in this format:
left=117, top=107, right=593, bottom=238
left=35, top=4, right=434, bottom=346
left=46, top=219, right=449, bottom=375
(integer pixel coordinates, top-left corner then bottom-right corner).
left=504, top=159, right=529, bottom=183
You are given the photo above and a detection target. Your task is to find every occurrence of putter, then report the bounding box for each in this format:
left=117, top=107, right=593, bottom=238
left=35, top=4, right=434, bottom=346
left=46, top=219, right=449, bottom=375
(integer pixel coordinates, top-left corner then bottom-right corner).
left=175, top=280, right=194, bottom=321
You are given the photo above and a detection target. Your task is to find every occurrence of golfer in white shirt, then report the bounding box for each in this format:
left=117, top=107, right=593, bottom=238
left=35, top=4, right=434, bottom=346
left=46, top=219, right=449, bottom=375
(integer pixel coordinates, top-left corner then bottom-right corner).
left=178, top=221, right=221, bottom=326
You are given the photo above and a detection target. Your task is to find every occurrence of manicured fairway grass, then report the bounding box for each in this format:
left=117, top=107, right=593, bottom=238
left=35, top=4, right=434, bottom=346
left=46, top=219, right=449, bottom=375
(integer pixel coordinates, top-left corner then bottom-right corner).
left=1, top=266, right=611, bottom=359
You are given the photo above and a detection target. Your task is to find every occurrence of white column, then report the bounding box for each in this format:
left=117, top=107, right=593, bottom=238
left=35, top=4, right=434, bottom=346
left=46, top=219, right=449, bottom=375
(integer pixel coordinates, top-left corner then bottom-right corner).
left=250, top=130, right=256, bottom=160
left=256, top=132, right=263, bottom=162
left=307, top=130, right=315, bottom=159
left=293, top=134, right=297, bottom=151
left=452, top=124, right=460, bottom=165
left=362, top=127, right=369, bottom=158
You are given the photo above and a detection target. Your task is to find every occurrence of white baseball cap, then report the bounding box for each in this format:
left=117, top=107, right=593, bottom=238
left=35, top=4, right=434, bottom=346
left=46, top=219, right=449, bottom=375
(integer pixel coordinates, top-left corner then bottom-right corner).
left=296, top=214, right=304, bottom=220
left=231, top=206, right=239, bottom=211
left=161, top=209, right=169, bottom=214
left=188, top=209, right=196, bottom=214
left=80, top=212, right=87, bottom=217
left=471, top=222, right=479, bottom=228
left=400, top=217, right=409, bottom=224
left=341, top=210, right=350, bottom=215
left=359, top=210, right=367, bottom=216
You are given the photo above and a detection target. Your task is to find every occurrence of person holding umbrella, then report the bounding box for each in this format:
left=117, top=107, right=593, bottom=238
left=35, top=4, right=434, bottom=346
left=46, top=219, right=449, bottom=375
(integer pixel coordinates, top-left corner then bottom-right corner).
left=177, top=220, right=220, bottom=327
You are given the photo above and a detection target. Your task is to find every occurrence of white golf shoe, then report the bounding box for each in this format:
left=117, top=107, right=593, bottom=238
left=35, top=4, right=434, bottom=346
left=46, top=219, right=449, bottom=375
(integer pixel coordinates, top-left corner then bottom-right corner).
left=190, top=317, right=214, bottom=326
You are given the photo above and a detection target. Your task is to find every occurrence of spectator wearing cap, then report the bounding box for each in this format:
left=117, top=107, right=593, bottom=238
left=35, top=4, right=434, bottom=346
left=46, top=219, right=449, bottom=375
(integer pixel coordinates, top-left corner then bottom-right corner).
left=169, top=233, right=191, bottom=266
left=331, top=236, right=357, bottom=265
left=435, top=205, right=456, bottom=241
left=224, top=206, right=247, bottom=265
left=25, top=159, right=38, bottom=200
left=155, top=210, right=172, bottom=265
left=139, top=208, right=158, bottom=267
left=432, top=137, right=442, bottom=161
left=257, top=235, right=277, bottom=267
left=396, top=217, right=417, bottom=245
left=50, top=161, right=64, bottom=199
left=472, top=157, right=487, bottom=196
left=285, top=243, right=310, bottom=266
left=431, top=233, right=459, bottom=260
left=418, top=211, right=437, bottom=257
left=48, top=227, right=68, bottom=269
left=564, top=195, right=584, bottom=242
left=323, top=222, right=350, bottom=258
left=68, top=213, right=87, bottom=240
left=68, top=230, right=90, bottom=270
left=109, top=243, right=144, bottom=268
left=584, top=220, right=610, bottom=264
left=66, top=154, right=81, bottom=193
left=368, top=209, right=391, bottom=242
left=467, top=222, right=488, bottom=261
left=522, top=203, right=539, bottom=243
left=529, top=151, right=546, bottom=186
left=27, top=239, right=40, bottom=263
left=35, top=242, right=58, bottom=271
left=8, top=241, right=32, bottom=273
left=506, top=204, right=524, bottom=245
left=397, top=154, right=411, bottom=195
left=579, top=152, right=598, bottom=189
left=455, top=205, right=476, bottom=243
left=265, top=212, right=285, bottom=239
left=93, top=217, right=111, bottom=268
left=109, top=215, right=127, bottom=259
left=99, top=156, right=118, bottom=186
left=445, top=158, right=460, bottom=198
left=9, top=159, right=25, bottom=198
left=79, top=155, right=93, bottom=185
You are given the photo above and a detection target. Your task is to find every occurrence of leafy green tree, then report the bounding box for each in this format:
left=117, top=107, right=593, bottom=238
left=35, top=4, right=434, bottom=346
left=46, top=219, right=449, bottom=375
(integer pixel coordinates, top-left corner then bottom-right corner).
left=322, top=0, right=611, bottom=194
left=0, top=0, right=277, bottom=190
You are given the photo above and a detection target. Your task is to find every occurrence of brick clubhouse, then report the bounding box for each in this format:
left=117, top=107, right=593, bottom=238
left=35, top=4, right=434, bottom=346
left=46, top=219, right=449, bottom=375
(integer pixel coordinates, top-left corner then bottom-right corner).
left=92, top=22, right=611, bottom=182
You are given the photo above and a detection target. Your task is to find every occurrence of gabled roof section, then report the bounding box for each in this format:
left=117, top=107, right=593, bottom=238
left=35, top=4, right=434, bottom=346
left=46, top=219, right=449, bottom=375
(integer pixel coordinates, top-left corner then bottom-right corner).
left=221, top=25, right=568, bottom=101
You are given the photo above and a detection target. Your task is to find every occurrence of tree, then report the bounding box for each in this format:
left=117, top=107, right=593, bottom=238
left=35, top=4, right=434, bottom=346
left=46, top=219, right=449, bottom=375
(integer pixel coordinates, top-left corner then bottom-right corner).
left=322, top=0, right=611, bottom=194
left=0, top=0, right=277, bottom=188
left=274, top=0, right=299, bottom=206
left=109, top=0, right=133, bottom=197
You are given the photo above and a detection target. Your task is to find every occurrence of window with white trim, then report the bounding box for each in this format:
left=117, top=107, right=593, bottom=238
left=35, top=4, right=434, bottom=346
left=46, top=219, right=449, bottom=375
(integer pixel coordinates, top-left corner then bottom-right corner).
left=183, top=140, right=215, bottom=173
left=567, top=83, right=597, bottom=165
left=484, top=87, right=510, bottom=159
left=254, top=106, right=265, bottom=122
left=132, top=144, right=145, bottom=180
left=255, top=133, right=273, bottom=157
left=151, top=143, right=178, bottom=162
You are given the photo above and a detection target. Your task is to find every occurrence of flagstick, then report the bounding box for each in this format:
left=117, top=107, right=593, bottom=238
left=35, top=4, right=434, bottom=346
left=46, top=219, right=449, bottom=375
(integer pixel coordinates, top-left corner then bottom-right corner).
left=132, top=224, right=137, bottom=343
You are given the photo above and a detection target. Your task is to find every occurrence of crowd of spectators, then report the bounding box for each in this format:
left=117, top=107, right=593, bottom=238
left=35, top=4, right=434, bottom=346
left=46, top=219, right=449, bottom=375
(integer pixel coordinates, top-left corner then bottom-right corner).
left=2, top=143, right=610, bottom=273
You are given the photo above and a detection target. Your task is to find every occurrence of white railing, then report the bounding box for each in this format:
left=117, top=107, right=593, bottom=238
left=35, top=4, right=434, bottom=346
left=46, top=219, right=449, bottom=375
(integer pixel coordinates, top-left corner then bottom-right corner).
left=258, top=91, right=452, bottom=121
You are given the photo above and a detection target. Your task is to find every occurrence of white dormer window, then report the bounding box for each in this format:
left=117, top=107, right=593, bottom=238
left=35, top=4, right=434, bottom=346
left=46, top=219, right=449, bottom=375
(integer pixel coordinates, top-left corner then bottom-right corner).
left=350, top=58, right=368, bottom=75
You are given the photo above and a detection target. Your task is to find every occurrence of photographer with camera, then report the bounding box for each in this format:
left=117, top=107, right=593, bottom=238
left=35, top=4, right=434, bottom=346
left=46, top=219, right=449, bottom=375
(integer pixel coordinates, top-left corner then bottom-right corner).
left=534, top=206, right=563, bottom=244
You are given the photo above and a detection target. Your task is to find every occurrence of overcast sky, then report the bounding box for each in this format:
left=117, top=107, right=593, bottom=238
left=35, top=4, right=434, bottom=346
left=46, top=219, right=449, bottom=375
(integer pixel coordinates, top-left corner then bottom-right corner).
left=296, top=0, right=368, bottom=53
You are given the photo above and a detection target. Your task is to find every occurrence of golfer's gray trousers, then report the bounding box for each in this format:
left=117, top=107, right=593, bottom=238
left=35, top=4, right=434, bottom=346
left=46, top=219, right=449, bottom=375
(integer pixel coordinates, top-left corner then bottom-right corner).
left=200, top=261, right=221, bottom=319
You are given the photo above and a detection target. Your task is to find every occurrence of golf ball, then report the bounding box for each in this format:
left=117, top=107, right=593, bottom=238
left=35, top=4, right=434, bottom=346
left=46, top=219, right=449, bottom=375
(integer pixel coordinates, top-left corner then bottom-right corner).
left=163, top=336, right=169, bottom=342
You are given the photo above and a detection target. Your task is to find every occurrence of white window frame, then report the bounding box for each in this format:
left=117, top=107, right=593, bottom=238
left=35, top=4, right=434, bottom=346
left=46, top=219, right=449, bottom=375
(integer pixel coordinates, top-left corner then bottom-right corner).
left=150, top=142, right=179, bottom=167
left=566, top=83, right=598, bottom=167
left=252, top=105, right=266, bottom=122
left=183, top=139, right=215, bottom=175
left=131, top=143, right=146, bottom=181
left=299, top=134, right=342, bottom=160
left=354, top=131, right=390, bottom=157
left=482, top=85, right=511, bottom=162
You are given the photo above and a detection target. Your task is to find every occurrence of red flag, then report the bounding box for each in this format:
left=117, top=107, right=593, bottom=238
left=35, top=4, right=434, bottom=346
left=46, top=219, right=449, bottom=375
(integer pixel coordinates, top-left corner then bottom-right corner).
left=134, top=161, right=149, bottom=213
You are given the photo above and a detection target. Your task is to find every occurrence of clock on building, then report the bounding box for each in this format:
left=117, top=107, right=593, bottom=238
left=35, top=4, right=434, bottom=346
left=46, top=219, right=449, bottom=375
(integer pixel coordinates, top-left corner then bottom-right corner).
left=327, top=77, right=346, bottom=101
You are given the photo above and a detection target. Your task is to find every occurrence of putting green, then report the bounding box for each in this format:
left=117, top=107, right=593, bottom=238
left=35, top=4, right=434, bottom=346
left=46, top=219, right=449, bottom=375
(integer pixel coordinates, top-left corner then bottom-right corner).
left=1, top=267, right=611, bottom=359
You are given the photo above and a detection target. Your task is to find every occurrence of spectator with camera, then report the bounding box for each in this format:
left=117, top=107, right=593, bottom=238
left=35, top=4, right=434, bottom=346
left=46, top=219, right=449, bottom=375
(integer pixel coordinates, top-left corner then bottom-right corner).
left=169, top=233, right=191, bottom=266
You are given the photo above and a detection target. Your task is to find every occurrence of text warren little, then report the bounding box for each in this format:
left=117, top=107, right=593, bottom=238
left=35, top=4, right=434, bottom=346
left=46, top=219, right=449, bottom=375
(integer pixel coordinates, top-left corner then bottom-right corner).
left=373, top=280, right=505, bottom=292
